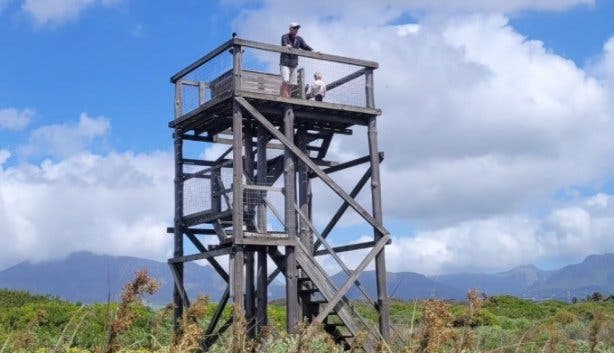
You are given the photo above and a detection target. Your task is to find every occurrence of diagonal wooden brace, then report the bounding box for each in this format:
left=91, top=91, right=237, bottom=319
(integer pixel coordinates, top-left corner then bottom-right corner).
left=314, top=167, right=372, bottom=253
left=205, top=286, right=230, bottom=337
left=235, top=96, right=390, bottom=237
left=184, top=229, right=230, bottom=283
left=294, top=202, right=378, bottom=307
left=314, top=234, right=390, bottom=323
left=168, top=262, right=190, bottom=309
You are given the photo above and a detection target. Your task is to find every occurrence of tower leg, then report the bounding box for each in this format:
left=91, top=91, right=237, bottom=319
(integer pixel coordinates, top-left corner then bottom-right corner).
left=172, top=132, right=184, bottom=338
left=283, top=106, right=299, bottom=332
left=244, top=126, right=256, bottom=336
left=368, top=116, right=390, bottom=341
left=231, top=100, right=245, bottom=323
left=256, top=125, right=269, bottom=331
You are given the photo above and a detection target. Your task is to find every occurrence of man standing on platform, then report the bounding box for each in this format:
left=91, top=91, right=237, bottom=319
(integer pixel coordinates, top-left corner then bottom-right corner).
left=280, top=22, right=313, bottom=98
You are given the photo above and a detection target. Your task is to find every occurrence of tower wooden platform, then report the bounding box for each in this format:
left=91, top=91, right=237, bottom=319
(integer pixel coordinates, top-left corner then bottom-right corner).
left=167, top=37, right=391, bottom=351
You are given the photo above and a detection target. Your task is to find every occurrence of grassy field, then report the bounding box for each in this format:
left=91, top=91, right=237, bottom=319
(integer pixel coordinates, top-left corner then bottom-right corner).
left=0, top=270, right=612, bottom=353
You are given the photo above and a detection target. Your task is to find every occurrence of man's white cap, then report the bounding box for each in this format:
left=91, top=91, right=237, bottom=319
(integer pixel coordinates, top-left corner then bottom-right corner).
left=289, top=22, right=300, bottom=29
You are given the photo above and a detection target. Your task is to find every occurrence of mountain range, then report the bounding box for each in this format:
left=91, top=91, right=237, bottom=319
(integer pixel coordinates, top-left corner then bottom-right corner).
left=0, top=252, right=612, bottom=305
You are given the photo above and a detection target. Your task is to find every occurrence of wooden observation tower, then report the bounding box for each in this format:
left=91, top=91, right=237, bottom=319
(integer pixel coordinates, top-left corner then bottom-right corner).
left=167, top=37, right=392, bottom=351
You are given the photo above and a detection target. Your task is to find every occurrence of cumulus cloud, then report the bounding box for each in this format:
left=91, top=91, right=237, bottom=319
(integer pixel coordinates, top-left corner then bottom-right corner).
left=383, top=193, right=614, bottom=274
left=227, top=0, right=593, bottom=29
left=0, top=108, right=34, bottom=131
left=21, top=0, right=121, bottom=26
left=19, top=112, right=110, bottom=159
left=396, top=0, right=593, bottom=13
left=229, top=2, right=614, bottom=272
left=0, top=150, right=174, bottom=270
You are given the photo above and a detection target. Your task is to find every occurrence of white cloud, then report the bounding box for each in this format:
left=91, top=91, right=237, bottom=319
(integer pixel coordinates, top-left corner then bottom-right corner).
left=0, top=150, right=174, bottom=270
left=230, top=2, right=614, bottom=272
left=19, top=112, right=110, bottom=159
left=382, top=192, right=614, bottom=275
left=398, top=0, right=593, bottom=13
left=228, top=0, right=592, bottom=30
left=21, top=0, right=121, bottom=26
left=0, top=108, right=34, bottom=131
left=0, top=149, right=10, bottom=165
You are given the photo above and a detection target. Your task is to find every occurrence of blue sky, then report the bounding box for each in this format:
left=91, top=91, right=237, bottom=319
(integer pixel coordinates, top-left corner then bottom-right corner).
left=1, top=0, right=614, bottom=275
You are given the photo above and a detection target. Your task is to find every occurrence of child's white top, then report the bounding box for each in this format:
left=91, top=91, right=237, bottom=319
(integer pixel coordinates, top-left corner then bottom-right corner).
left=310, top=79, right=326, bottom=97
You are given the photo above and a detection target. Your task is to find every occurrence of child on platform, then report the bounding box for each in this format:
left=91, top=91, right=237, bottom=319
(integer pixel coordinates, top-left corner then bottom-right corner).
left=307, top=72, right=326, bottom=101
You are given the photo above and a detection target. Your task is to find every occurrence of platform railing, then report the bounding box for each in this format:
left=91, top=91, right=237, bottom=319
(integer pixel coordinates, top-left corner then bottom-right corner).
left=170, top=37, right=378, bottom=119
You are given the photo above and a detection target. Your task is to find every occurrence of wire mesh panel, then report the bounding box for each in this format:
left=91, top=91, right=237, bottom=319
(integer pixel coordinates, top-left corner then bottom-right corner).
left=183, top=177, right=211, bottom=216
left=182, top=164, right=233, bottom=218
left=241, top=46, right=368, bottom=107
left=243, top=182, right=286, bottom=234
left=175, top=48, right=234, bottom=117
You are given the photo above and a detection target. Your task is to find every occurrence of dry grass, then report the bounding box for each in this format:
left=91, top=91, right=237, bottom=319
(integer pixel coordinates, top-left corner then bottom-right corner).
left=102, top=269, right=160, bottom=353
left=171, top=296, right=210, bottom=353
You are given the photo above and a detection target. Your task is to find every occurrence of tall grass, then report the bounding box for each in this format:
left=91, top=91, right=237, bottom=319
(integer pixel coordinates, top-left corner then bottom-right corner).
left=1, top=271, right=612, bottom=353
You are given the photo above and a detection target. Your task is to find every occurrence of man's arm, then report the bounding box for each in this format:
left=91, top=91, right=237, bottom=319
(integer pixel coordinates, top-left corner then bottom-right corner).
left=299, top=37, right=313, bottom=51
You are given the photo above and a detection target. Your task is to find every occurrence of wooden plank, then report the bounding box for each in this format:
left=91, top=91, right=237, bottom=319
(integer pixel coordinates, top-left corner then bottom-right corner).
left=178, top=79, right=204, bottom=87
left=326, top=68, right=368, bottom=92
left=244, top=184, right=283, bottom=192
left=233, top=37, right=378, bottom=68
left=314, top=241, right=377, bottom=256
left=236, top=97, right=390, bottom=237
left=169, top=90, right=232, bottom=128
left=236, top=236, right=295, bottom=247
left=166, top=227, right=216, bottom=235
left=170, top=39, right=232, bottom=83
left=168, top=246, right=233, bottom=263
left=239, top=90, right=380, bottom=117
left=183, top=209, right=233, bottom=227
left=255, top=105, right=364, bottom=130
left=315, top=154, right=372, bottom=177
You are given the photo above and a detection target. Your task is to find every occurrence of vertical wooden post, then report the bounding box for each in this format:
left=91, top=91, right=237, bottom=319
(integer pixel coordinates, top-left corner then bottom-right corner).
left=232, top=44, right=242, bottom=92
left=256, top=125, right=268, bottom=330
left=199, top=81, right=207, bottom=105
left=244, top=126, right=256, bottom=337
left=174, top=81, right=183, bottom=118
left=283, top=106, right=299, bottom=332
left=297, top=130, right=312, bottom=319
left=211, top=166, right=221, bottom=215
left=298, top=68, right=306, bottom=99
left=172, top=130, right=184, bottom=337
left=231, top=99, right=245, bottom=322
left=366, top=68, right=390, bottom=341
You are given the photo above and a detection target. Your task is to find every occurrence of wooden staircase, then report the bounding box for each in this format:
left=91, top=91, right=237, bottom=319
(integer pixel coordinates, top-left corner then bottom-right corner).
left=294, top=241, right=380, bottom=352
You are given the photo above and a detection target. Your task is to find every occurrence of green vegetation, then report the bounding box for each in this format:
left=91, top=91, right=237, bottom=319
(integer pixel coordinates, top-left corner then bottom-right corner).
left=1, top=279, right=613, bottom=352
